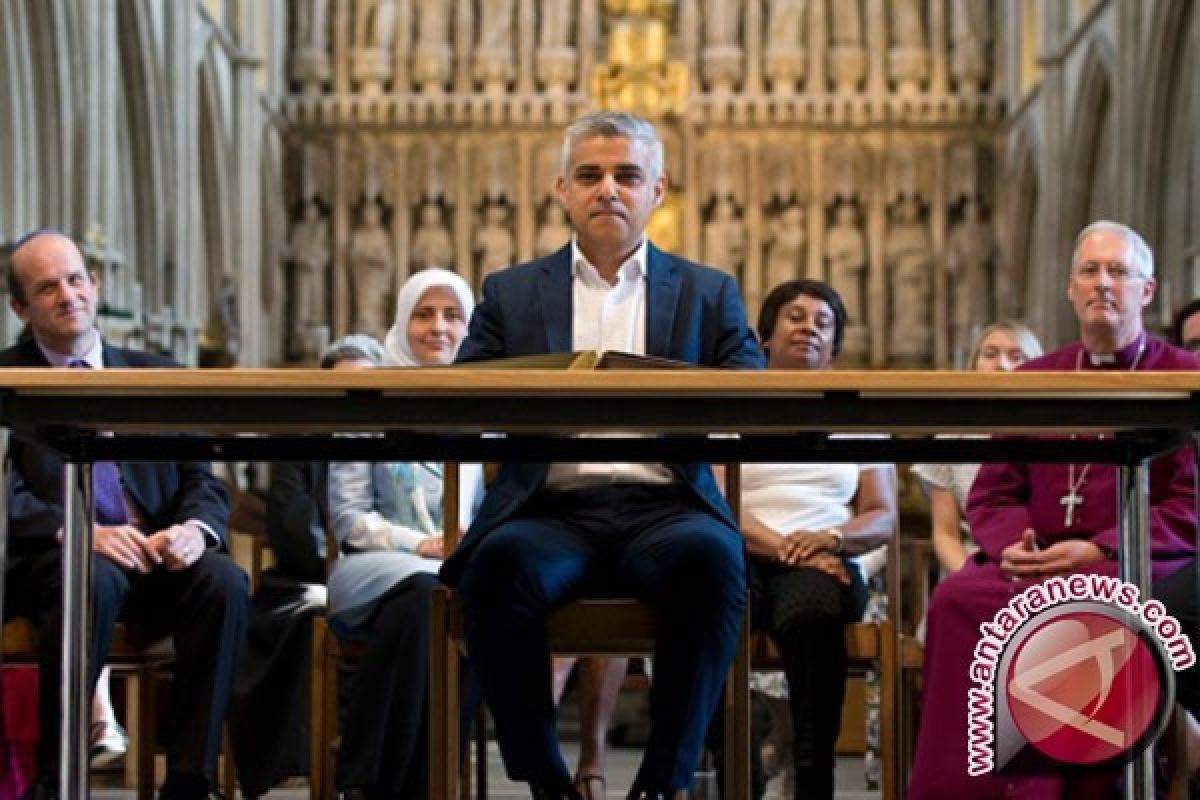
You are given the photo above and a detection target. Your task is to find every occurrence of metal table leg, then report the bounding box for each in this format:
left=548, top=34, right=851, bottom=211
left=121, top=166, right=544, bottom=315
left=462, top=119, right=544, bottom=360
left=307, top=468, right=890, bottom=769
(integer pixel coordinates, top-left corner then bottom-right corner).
left=0, top=427, right=10, bottom=672
left=61, top=462, right=93, bottom=800
left=1118, top=462, right=1153, bottom=800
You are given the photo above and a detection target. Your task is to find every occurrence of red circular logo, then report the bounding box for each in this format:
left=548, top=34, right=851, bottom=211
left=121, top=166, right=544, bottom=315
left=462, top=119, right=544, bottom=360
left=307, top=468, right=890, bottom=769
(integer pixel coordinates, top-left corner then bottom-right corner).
left=1005, top=611, right=1163, bottom=765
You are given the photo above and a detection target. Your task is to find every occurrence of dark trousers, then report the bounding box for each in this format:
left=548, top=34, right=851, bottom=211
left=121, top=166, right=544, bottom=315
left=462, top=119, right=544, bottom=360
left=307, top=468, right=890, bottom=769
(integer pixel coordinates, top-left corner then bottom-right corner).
left=708, top=557, right=868, bottom=800
left=5, top=546, right=249, bottom=781
left=457, top=485, right=747, bottom=793
left=1154, top=556, right=1200, bottom=715
left=337, top=572, right=481, bottom=798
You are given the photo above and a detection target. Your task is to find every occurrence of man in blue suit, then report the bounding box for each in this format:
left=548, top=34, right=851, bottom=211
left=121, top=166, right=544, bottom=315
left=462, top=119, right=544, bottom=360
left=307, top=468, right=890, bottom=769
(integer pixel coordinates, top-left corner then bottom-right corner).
left=441, top=112, right=764, bottom=800
left=1, top=230, right=249, bottom=800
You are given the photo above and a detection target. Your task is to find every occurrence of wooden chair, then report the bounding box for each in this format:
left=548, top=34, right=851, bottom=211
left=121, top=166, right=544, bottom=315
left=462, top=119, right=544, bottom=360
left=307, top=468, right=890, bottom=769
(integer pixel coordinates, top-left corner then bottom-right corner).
left=311, top=497, right=487, bottom=800
left=1, top=618, right=172, bottom=800
left=429, top=464, right=753, bottom=800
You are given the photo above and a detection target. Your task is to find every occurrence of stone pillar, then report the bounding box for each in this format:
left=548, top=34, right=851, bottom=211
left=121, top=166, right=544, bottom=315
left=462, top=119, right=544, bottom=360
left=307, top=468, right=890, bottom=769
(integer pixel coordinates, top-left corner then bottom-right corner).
left=332, top=136, right=350, bottom=337
left=516, top=135, right=535, bottom=262
left=928, top=0, right=948, bottom=95
left=165, top=0, right=198, bottom=362
left=930, top=141, right=947, bottom=367
left=232, top=0, right=266, bottom=365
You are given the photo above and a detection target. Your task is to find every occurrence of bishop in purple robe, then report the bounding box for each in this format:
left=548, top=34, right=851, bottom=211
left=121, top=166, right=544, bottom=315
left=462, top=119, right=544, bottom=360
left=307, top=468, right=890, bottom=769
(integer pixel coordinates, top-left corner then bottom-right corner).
left=908, top=221, right=1200, bottom=799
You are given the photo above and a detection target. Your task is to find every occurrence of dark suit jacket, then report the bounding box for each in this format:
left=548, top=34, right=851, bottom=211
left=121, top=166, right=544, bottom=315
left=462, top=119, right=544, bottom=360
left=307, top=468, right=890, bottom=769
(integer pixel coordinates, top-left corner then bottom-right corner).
left=441, top=243, right=765, bottom=585
left=0, top=337, right=230, bottom=555
left=265, top=461, right=327, bottom=584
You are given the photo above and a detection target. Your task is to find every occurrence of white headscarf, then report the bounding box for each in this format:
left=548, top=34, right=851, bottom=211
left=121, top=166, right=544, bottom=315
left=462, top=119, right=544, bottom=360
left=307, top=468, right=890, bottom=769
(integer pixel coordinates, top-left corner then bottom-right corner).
left=383, top=268, right=476, bottom=367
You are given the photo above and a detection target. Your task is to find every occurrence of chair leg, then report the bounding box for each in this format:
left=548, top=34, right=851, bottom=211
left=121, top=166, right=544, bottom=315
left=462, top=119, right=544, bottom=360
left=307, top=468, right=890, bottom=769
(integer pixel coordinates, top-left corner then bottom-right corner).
left=430, top=590, right=459, bottom=800
left=879, top=621, right=899, bottom=800
left=220, top=728, right=236, bottom=799
left=136, top=665, right=157, bottom=800
left=310, top=617, right=329, bottom=800
left=723, top=601, right=751, bottom=800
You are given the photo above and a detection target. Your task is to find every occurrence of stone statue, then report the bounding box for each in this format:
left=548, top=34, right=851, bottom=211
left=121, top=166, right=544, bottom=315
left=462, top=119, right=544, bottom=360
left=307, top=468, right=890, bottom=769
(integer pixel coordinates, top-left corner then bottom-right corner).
left=286, top=199, right=329, bottom=337
left=890, top=0, right=925, bottom=47
left=703, top=197, right=746, bottom=277
left=416, top=0, right=450, bottom=44
left=539, top=0, right=573, bottom=48
left=536, top=203, right=572, bottom=258
left=764, top=204, right=806, bottom=289
left=704, top=0, right=741, bottom=47
left=884, top=197, right=933, bottom=359
left=828, top=0, right=865, bottom=91
left=351, top=0, right=396, bottom=90
left=950, top=0, right=991, bottom=91
left=292, top=0, right=331, bottom=90
left=410, top=201, right=455, bottom=270
left=414, top=0, right=453, bottom=88
left=297, top=0, right=329, bottom=51
left=765, top=0, right=807, bottom=92
left=767, top=0, right=806, bottom=50
left=829, top=0, right=863, bottom=45
left=475, top=0, right=516, bottom=89
left=354, top=0, right=396, bottom=49
left=475, top=204, right=516, bottom=279
left=888, top=0, right=929, bottom=92
left=825, top=203, right=867, bottom=327
left=478, top=0, right=515, bottom=52
left=945, top=198, right=995, bottom=355
left=348, top=198, right=394, bottom=334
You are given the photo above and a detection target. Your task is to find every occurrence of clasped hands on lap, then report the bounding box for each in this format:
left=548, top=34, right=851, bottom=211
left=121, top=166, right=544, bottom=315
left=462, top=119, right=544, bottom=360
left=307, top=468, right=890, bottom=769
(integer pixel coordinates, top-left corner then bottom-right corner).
left=93, top=522, right=207, bottom=572
left=766, top=529, right=851, bottom=585
left=998, top=529, right=1107, bottom=580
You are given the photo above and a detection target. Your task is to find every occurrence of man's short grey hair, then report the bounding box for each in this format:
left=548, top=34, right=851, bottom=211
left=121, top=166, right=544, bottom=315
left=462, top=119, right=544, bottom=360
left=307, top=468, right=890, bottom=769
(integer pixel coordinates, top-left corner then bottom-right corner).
left=1071, top=220, right=1155, bottom=279
left=559, top=111, right=664, bottom=180
left=319, top=334, right=385, bottom=369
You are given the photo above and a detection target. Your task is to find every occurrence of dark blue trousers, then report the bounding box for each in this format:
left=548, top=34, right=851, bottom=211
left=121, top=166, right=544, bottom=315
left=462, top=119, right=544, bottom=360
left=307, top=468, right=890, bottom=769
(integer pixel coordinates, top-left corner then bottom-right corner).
left=457, top=485, right=746, bottom=793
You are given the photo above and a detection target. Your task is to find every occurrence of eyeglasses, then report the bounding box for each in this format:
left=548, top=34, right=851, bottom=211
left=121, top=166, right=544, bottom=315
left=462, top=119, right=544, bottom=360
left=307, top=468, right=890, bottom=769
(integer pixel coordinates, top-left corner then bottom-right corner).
left=1072, top=261, right=1146, bottom=283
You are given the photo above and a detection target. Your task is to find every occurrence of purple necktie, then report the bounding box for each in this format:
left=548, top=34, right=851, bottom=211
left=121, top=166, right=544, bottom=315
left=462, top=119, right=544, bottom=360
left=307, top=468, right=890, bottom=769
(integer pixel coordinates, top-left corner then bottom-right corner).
left=67, top=359, right=129, bottom=525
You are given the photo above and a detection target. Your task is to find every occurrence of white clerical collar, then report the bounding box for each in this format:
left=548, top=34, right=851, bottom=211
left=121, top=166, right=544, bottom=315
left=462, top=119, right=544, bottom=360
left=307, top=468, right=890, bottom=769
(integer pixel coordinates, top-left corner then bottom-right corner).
left=1084, top=332, right=1146, bottom=368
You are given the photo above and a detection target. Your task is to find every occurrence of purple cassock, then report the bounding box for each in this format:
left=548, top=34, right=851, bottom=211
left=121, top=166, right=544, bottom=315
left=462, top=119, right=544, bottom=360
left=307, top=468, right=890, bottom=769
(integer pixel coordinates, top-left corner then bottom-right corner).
left=908, top=334, right=1200, bottom=799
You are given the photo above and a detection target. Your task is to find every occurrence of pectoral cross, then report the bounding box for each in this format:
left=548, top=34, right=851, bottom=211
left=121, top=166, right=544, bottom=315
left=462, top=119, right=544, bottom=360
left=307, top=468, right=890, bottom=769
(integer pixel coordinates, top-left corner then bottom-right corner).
left=1060, top=490, right=1084, bottom=527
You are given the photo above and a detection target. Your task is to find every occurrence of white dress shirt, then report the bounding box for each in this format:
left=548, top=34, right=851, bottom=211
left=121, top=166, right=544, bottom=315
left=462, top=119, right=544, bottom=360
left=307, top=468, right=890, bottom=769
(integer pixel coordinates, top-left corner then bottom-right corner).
left=544, top=238, right=675, bottom=490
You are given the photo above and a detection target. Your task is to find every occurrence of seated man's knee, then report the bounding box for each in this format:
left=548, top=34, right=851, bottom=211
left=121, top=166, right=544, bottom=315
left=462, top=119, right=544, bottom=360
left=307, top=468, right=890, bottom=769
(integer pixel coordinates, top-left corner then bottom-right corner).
left=192, top=552, right=250, bottom=601
left=674, top=526, right=745, bottom=596
left=91, top=554, right=131, bottom=605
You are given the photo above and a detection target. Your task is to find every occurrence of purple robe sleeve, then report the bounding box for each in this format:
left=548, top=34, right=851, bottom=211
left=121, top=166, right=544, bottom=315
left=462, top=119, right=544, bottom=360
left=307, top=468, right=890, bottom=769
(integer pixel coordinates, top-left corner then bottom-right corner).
left=965, top=459, right=1034, bottom=563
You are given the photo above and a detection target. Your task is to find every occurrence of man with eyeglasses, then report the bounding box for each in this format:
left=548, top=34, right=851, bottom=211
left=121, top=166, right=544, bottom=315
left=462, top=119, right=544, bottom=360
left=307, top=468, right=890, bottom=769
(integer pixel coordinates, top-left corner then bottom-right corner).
left=908, top=220, right=1200, bottom=798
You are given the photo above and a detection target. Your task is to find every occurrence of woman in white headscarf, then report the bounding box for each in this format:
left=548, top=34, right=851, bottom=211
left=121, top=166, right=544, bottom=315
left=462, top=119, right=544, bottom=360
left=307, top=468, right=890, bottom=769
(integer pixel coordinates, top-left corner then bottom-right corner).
left=328, top=268, right=484, bottom=800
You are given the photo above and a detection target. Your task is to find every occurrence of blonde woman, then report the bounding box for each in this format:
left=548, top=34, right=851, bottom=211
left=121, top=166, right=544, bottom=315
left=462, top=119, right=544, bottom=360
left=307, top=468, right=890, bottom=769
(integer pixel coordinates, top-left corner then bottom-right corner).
left=911, top=321, right=1043, bottom=574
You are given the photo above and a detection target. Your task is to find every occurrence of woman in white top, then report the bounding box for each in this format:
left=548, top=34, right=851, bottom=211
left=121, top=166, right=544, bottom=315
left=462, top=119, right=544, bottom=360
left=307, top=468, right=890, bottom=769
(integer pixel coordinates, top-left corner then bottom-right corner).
left=725, top=279, right=897, bottom=800
left=911, top=321, right=1042, bottom=573
left=328, top=269, right=484, bottom=800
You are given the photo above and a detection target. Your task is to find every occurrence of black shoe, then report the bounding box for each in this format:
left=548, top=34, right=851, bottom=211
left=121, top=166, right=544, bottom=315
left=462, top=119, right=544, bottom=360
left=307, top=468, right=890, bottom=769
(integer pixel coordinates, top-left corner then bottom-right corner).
left=20, top=775, right=57, bottom=800
left=157, top=772, right=223, bottom=800
left=625, top=787, right=671, bottom=800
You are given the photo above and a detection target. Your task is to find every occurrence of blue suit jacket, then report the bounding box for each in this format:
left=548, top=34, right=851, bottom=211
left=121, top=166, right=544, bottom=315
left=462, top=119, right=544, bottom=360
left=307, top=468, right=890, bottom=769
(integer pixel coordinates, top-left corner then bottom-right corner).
left=441, top=243, right=765, bottom=586
left=0, top=337, right=230, bottom=554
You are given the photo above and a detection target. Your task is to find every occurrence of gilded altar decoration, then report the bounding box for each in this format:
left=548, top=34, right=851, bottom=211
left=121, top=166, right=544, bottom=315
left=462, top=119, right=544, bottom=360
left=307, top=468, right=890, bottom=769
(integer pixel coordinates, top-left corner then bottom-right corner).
left=592, top=0, right=688, bottom=118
